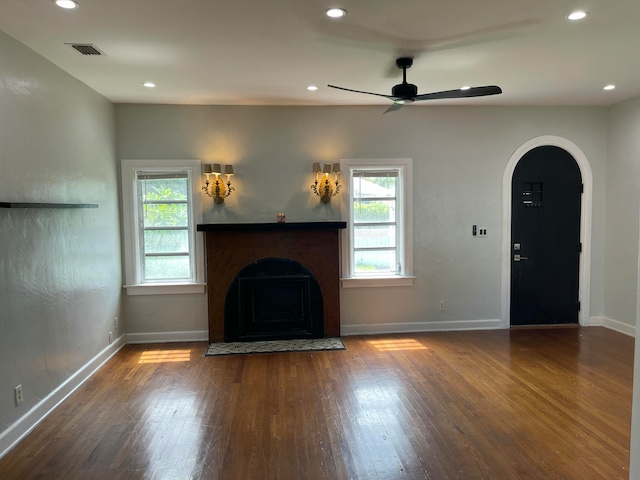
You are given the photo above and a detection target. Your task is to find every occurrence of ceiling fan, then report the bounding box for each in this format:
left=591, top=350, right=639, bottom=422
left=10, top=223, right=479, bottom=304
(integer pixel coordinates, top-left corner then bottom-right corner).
left=328, top=57, right=502, bottom=114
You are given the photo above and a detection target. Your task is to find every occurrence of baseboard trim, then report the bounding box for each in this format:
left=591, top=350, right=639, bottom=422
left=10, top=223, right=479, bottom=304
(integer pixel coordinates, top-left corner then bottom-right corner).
left=589, top=316, right=636, bottom=337
left=0, top=334, right=127, bottom=461
left=125, top=330, right=209, bottom=344
left=341, top=319, right=502, bottom=336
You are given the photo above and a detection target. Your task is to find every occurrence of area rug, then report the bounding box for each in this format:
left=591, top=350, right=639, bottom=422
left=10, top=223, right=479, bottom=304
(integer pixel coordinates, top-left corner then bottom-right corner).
left=205, top=338, right=346, bottom=356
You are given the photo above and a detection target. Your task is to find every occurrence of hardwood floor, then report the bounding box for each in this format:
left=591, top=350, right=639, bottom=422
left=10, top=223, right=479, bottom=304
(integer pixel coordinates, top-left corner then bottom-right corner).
left=0, top=327, right=633, bottom=479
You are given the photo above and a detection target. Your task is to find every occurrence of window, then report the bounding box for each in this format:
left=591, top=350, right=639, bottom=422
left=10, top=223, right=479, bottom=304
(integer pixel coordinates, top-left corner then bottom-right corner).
left=137, top=172, right=191, bottom=280
left=340, top=158, right=414, bottom=288
left=121, top=160, right=205, bottom=295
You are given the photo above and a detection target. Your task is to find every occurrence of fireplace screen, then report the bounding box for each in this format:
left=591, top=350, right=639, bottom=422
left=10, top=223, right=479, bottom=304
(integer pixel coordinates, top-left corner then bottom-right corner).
left=239, top=276, right=311, bottom=337
left=225, top=258, right=323, bottom=341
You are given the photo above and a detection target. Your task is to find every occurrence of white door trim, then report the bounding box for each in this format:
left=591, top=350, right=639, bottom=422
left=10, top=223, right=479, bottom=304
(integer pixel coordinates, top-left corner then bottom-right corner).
left=501, top=136, right=593, bottom=328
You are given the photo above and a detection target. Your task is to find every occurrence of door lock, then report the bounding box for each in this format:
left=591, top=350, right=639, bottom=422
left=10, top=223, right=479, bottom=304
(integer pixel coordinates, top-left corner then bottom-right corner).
left=514, top=254, right=529, bottom=262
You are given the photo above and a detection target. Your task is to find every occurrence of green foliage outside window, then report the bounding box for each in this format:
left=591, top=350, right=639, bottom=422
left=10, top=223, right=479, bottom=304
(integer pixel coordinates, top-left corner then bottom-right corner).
left=354, top=201, right=390, bottom=223
left=142, top=180, right=188, bottom=227
left=139, top=177, right=191, bottom=280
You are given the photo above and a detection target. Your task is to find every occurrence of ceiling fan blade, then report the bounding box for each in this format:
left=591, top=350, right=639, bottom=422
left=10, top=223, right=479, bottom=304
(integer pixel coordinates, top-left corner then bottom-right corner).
left=383, top=101, right=406, bottom=114
left=328, top=85, right=393, bottom=99
left=412, top=85, right=502, bottom=101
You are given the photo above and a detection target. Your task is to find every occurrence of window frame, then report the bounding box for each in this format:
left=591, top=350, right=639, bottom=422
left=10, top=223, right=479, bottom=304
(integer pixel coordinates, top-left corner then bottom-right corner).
left=121, top=159, right=205, bottom=295
left=340, top=158, right=414, bottom=288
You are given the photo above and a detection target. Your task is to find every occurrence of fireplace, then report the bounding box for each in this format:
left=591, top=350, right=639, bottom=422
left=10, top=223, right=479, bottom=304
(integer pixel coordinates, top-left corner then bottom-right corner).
left=224, top=258, right=323, bottom=341
left=197, top=222, right=346, bottom=343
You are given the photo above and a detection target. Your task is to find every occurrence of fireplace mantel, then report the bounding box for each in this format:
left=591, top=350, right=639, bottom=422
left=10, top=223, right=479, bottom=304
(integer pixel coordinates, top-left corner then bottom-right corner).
left=197, top=221, right=346, bottom=233
left=198, top=222, right=346, bottom=343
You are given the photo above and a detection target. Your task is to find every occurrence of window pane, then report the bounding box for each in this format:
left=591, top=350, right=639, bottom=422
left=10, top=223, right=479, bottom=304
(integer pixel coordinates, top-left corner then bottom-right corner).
left=355, top=250, right=397, bottom=273
left=144, top=256, right=191, bottom=280
left=354, top=225, right=396, bottom=248
left=140, top=175, right=191, bottom=281
left=353, top=176, right=396, bottom=198
left=140, top=177, right=188, bottom=201
left=144, top=229, right=189, bottom=254
left=143, top=203, right=188, bottom=227
left=354, top=199, right=396, bottom=223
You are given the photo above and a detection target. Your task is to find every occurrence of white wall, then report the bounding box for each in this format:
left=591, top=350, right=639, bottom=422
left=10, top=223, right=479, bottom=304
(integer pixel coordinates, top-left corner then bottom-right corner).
left=0, top=18, right=636, bottom=470
left=605, top=96, right=640, bottom=329
left=0, top=24, right=635, bottom=471
left=608, top=95, right=640, bottom=479
left=115, top=104, right=608, bottom=336
left=631, top=312, right=640, bottom=479
left=0, top=30, right=121, bottom=443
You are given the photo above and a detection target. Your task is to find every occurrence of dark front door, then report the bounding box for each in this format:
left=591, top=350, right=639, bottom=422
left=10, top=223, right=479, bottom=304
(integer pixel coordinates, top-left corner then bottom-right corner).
left=510, top=146, right=582, bottom=326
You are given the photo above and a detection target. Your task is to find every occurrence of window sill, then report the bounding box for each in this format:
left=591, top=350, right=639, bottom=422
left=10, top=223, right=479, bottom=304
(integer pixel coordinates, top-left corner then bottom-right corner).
left=123, top=283, right=206, bottom=296
left=341, top=276, right=415, bottom=288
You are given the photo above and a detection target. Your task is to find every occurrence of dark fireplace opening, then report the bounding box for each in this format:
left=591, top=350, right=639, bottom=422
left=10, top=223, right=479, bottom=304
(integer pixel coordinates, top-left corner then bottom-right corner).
left=225, top=258, right=324, bottom=342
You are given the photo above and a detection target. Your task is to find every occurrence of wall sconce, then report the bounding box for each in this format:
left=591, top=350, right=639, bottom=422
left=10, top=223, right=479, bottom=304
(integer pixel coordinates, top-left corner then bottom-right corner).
left=202, top=163, right=235, bottom=204
left=311, top=162, right=342, bottom=204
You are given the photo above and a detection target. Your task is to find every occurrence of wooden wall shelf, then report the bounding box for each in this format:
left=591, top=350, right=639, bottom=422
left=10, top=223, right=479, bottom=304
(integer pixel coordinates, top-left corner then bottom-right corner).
left=0, top=202, right=98, bottom=209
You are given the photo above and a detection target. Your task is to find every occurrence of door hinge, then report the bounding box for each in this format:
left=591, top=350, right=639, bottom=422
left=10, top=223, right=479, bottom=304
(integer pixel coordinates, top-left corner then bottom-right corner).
left=577, top=301, right=581, bottom=311
left=580, top=184, right=584, bottom=194
left=579, top=242, right=582, bottom=253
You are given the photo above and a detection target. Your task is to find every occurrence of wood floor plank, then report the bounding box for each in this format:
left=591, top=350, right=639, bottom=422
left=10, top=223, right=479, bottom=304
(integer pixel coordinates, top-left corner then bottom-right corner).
left=0, top=327, right=633, bottom=479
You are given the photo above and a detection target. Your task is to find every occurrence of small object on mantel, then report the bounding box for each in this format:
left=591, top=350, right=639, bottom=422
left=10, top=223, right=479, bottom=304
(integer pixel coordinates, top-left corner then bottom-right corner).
left=277, top=212, right=286, bottom=223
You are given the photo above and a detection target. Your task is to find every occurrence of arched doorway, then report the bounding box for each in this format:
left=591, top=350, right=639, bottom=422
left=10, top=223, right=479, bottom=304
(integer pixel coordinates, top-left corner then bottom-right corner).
left=511, top=146, right=582, bottom=325
left=501, top=136, right=593, bottom=328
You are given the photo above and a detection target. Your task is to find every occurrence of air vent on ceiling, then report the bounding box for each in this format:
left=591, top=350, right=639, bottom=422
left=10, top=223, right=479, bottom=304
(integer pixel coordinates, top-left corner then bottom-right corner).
left=66, top=43, right=105, bottom=56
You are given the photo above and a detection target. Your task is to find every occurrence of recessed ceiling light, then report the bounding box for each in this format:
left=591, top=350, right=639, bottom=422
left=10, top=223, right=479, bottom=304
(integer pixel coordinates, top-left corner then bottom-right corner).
left=55, top=0, right=79, bottom=9
left=143, top=82, right=156, bottom=88
left=567, top=10, right=588, bottom=21
left=307, top=85, right=319, bottom=91
left=326, top=8, right=346, bottom=18
left=460, top=86, right=471, bottom=91
left=603, top=84, right=616, bottom=91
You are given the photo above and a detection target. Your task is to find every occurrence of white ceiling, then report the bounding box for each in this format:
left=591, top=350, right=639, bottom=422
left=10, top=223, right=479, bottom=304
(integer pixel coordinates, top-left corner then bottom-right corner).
left=1, top=0, right=639, bottom=108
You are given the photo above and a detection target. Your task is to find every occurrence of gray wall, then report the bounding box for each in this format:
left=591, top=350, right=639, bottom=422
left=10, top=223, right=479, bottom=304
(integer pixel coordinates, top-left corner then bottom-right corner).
left=116, top=104, right=608, bottom=335
left=0, top=30, right=121, bottom=434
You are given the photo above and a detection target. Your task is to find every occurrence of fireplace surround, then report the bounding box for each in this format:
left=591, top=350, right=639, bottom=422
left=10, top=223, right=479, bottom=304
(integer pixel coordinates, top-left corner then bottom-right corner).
left=197, top=222, right=346, bottom=343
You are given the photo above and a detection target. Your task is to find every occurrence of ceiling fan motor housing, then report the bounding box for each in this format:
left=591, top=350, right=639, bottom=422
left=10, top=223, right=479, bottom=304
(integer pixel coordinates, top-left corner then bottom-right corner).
left=392, top=83, right=418, bottom=98
left=396, top=57, right=413, bottom=69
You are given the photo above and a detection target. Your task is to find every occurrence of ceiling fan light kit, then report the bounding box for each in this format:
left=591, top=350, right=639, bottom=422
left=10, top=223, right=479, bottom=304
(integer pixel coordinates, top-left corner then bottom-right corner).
left=328, top=57, right=502, bottom=114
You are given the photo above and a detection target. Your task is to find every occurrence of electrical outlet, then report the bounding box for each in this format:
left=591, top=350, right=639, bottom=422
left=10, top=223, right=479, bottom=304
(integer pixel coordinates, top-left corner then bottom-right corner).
left=478, top=228, right=488, bottom=237
left=15, top=384, right=23, bottom=406
left=108, top=332, right=112, bottom=344
left=439, top=300, right=446, bottom=311
left=114, top=316, right=118, bottom=330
